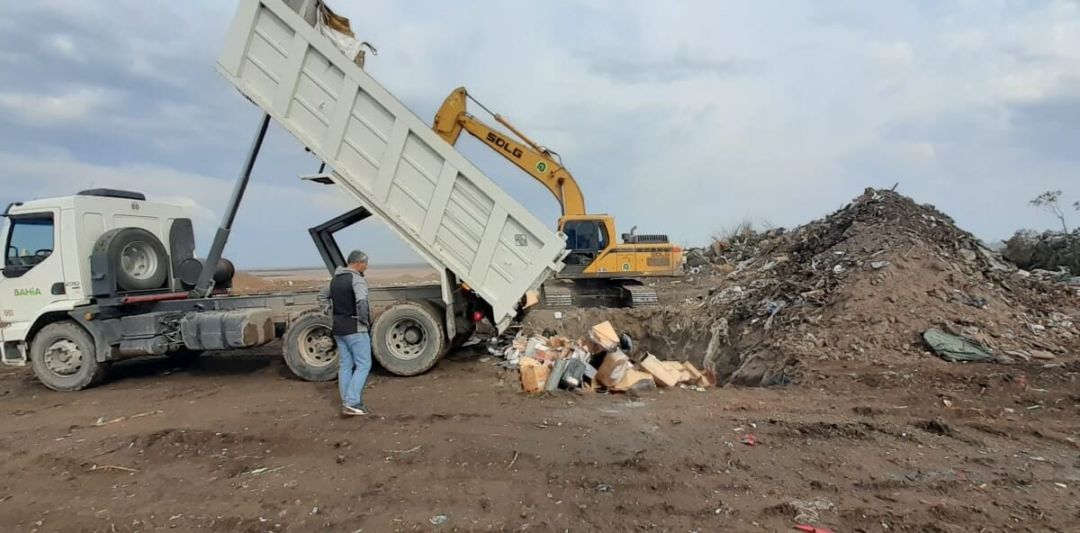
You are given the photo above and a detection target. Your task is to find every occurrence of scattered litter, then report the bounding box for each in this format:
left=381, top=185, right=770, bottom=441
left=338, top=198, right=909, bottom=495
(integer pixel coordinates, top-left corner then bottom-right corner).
left=92, top=410, right=164, bottom=427
left=385, top=445, right=422, bottom=455
left=88, top=464, right=139, bottom=474
left=595, top=483, right=613, bottom=493
left=795, top=525, right=836, bottom=533
left=246, top=466, right=286, bottom=476
left=788, top=498, right=835, bottom=524
left=740, top=434, right=759, bottom=446
left=428, top=515, right=448, bottom=526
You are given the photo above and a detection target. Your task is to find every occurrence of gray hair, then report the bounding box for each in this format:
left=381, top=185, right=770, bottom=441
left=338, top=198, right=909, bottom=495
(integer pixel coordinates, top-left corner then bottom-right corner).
left=346, top=250, right=368, bottom=264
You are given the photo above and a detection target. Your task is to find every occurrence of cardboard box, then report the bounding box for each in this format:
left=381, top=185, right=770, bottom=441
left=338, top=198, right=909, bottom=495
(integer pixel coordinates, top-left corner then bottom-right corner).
left=520, top=358, right=550, bottom=394
left=682, top=362, right=705, bottom=382
left=640, top=354, right=681, bottom=388
left=611, top=369, right=655, bottom=392
left=662, top=361, right=692, bottom=383
left=523, top=290, right=540, bottom=309
left=588, top=321, right=620, bottom=352
left=596, top=350, right=631, bottom=388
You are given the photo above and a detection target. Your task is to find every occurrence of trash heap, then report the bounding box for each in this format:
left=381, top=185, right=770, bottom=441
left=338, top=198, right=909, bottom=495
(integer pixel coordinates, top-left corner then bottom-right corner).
left=489, top=321, right=712, bottom=394
left=685, top=188, right=1080, bottom=384
left=523, top=188, right=1080, bottom=388
left=1003, top=229, right=1080, bottom=279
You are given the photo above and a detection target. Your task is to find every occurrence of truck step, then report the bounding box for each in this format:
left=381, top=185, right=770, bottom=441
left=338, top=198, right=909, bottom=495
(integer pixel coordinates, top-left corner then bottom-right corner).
left=1, top=343, right=27, bottom=367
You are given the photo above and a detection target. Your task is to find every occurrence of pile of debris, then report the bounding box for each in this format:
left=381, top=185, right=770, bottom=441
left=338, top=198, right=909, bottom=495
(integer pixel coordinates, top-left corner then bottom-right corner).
left=1003, top=229, right=1080, bottom=281
left=686, top=188, right=1080, bottom=384
left=489, top=321, right=712, bottom=394
left=523, top=188, right=1080, bottom=388
left=684, top=227, right=784, bottom=275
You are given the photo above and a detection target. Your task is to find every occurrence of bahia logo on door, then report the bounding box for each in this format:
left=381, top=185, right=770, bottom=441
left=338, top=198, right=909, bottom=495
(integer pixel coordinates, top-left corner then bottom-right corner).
left=14, top=288, right=42, bottom=297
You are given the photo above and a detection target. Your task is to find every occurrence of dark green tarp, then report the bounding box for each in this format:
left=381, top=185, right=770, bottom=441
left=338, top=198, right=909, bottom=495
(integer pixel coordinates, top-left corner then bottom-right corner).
left=923, top=328, right=993, bottom=363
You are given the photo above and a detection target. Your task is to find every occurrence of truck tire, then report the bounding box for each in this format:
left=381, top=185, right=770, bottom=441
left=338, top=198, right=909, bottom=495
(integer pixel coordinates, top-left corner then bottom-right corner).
left=99, top=228, right=169, bottom=291
left=372, top=301, right=446, bottom=376
left=282, top=314, right=338, bottom=382
left=30, top=321, right=107, bottom=391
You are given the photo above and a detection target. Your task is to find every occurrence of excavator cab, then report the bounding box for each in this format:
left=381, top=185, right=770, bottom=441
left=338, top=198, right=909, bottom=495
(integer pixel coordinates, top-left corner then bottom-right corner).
left=560, top=217, right=609, bottom=273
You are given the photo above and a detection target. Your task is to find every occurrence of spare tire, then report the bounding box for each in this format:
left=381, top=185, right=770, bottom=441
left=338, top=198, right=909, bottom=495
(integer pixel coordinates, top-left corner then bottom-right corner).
left=95, top=228, right=169, bottom=291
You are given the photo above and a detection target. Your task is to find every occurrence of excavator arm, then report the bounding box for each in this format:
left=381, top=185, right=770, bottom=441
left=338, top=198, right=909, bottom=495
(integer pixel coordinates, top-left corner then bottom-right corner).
left=433, top=87, right=587, bottom=217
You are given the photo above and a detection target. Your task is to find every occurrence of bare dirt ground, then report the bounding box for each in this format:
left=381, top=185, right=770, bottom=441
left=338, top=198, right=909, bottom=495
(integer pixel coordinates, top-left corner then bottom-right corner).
left=1, top=336, right=1077, bottom=532
left=3, top=191, right=1078, bottom=532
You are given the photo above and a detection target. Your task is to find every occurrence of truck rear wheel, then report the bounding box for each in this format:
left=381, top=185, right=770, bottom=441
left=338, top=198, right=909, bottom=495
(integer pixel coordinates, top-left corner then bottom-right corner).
left=372, top=301, right=446, bottom=376
left=30, top=322, right=107, bottom=391
left=282, top=314, right=338, bottom=381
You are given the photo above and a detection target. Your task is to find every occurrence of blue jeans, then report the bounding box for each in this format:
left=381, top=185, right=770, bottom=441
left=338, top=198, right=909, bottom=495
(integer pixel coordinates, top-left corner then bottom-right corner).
left=336, top=332, right=372, bottom=408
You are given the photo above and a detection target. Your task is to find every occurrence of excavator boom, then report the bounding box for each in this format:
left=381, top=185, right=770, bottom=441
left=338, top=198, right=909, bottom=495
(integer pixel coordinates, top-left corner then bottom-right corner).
left=433, top=87, right=587, bottom=217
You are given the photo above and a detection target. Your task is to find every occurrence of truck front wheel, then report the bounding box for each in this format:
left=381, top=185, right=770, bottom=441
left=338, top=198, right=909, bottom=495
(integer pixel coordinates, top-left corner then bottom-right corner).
left=30, top=321, right=107, bottom=391
left=372, top=301, right=446, bottom=376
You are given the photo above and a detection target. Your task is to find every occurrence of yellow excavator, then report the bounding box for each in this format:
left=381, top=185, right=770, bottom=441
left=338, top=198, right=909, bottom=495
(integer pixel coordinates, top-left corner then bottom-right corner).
left=433, top=87, right=684, bottom=307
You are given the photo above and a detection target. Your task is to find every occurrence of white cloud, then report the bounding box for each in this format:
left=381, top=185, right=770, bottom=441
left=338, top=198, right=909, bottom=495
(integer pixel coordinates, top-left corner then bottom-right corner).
left=870, top=41, right=915, bottom=66
left=0, top=87, right=122, bottom=126
left=45, top=33, right=80, bottom=61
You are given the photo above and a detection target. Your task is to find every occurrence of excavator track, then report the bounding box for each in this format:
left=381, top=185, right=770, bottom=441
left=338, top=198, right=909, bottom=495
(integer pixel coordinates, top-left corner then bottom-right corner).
left=622, top=283, right=659, bottom=307
left=539, top=279, right=658, bottom=308
left=541, top=283, right=574, bottom=307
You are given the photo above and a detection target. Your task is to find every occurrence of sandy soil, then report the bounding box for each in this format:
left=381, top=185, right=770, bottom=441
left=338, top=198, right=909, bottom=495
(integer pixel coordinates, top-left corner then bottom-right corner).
left=1, top=341, right=1077, bottom=532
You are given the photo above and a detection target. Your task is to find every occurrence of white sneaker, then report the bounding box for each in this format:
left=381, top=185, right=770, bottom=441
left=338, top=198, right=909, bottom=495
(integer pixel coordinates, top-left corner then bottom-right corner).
left=341, top=405, right=367, bottom=416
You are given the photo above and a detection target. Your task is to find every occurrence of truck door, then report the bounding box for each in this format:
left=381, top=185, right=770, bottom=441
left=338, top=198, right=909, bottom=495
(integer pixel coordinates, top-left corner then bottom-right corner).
left=0, top=211, right=64, bottom=346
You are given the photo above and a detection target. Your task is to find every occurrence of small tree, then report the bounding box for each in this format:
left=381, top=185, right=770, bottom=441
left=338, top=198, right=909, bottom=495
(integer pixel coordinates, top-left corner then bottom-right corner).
left=1030, top=190, right=1068, bottom=232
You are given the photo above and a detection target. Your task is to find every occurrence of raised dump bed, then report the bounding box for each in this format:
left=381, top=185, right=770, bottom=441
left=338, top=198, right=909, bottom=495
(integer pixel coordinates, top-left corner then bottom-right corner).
left=216, top=0, right=565, bottom=330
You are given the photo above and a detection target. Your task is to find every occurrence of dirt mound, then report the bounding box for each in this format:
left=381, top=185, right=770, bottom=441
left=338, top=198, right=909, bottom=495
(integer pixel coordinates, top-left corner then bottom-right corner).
left=1003, top=229, right=1080, bottom=277
left=230, top=272, right=275, bottom=294
left=524, top=188, right=1080, bottom=387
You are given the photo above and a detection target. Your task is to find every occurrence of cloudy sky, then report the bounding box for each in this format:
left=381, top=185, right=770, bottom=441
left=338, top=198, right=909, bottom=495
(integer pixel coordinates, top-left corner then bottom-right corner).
left=2, top=0, right=1078, bottom=268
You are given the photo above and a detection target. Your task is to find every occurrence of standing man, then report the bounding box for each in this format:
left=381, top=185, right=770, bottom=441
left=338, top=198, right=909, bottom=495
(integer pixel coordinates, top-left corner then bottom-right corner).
left=318, top=250, right=372, bottom=416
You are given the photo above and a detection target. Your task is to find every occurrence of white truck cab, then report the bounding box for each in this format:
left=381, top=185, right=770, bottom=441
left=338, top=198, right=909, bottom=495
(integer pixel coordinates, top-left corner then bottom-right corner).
left=1, top=190, right=194, bottom=383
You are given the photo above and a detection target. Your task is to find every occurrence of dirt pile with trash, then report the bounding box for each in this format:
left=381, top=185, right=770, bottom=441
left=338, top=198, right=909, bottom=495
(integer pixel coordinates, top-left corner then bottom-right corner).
left=518, top=188, right=1080, bottom=388
left=1003, top=229, right=1080, bottom=279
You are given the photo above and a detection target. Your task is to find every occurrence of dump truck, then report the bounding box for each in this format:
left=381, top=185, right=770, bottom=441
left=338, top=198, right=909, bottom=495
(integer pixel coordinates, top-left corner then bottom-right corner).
left=0, top=0, right=566, bottom=391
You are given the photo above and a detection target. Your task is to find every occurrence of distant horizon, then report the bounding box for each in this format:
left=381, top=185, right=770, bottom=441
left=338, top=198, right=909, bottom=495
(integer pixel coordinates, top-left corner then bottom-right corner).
left=245, top=263, right=434, bottom=273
